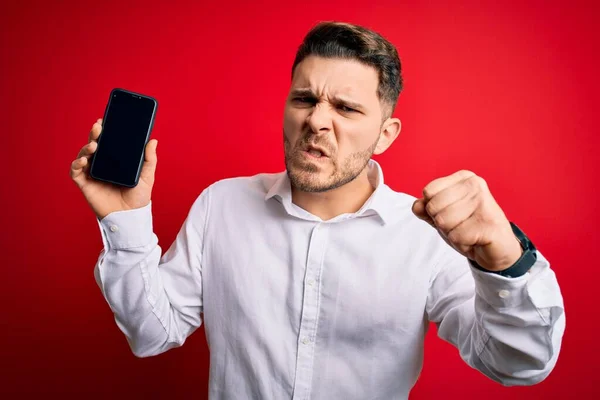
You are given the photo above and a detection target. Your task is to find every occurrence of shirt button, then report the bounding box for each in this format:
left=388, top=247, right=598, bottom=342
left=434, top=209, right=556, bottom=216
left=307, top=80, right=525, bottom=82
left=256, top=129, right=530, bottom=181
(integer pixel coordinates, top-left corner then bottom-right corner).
left=302, top=337, right=309, bottom=345
left=109, top=225, right=119, bottom=233
left=498, top=289, right=510, bottom=298
left=307, top=279, right=315, bottom=286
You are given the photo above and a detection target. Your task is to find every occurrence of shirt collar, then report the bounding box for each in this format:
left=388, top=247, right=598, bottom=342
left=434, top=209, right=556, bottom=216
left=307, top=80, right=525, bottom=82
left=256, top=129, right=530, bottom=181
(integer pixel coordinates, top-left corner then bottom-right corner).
left=265, top=159, right=395, bottom=224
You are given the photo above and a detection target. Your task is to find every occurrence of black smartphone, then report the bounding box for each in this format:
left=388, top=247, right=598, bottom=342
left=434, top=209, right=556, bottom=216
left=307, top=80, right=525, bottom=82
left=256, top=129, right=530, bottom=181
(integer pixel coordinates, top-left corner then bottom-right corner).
left=89, top=88, right=158, bottom=187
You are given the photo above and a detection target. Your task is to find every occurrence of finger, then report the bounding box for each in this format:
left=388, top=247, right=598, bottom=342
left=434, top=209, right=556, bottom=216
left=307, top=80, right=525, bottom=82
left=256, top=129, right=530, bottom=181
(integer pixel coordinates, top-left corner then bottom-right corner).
left=434, top=195, right=479, bottom=235
left=70, top=156, right=88, bottom=185
left=77, top=141, right=98, bottom=158
left=412, top=198, right=435, bottom=227
left=412, top=198, right=427, bottom=219
left=88, top=119, right=103, bottom=142
left=446, top=216, right=486, bottom=255
left=424, top=180, right=472, bottom=218
left=422, top=170, right=476, bottom=200
left=140, top=139, right=158, bottom=181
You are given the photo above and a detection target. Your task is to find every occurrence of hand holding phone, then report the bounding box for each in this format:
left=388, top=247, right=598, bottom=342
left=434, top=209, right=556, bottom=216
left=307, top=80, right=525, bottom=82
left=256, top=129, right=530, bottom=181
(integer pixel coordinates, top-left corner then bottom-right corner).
left=69, top=88, right=159, bottom=220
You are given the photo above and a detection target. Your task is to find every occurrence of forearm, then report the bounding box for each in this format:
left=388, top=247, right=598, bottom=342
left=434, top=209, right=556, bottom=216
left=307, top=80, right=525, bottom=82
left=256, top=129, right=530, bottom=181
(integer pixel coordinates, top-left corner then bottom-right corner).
left=94, top=239, right=181, bottom=357
left=94, top=202, right=203, bottom=357
left=429, top=246, right=565, bottom=386
left=438, top=251, right=565, bottom=385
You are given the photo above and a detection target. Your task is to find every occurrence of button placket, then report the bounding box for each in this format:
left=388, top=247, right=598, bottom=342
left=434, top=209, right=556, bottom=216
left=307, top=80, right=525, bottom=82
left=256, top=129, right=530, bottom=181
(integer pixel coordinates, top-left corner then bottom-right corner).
left=291, top=223, right=328, bottom=400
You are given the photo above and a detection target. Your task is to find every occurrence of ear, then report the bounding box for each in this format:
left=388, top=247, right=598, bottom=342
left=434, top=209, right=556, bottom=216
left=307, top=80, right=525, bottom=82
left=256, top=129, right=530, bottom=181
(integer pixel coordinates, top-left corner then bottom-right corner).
left=373, top=117, right=401, bottom=155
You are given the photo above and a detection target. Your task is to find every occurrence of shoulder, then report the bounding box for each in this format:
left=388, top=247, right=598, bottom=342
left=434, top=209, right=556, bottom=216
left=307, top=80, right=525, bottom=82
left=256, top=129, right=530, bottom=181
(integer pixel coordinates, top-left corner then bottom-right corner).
left=377, top=184, right=421, bottom=223
left=190, top=171, right=283, bottom=211
left=207, top=172, right=282, bottom=198
left=381, top=184, right=419, bottom=209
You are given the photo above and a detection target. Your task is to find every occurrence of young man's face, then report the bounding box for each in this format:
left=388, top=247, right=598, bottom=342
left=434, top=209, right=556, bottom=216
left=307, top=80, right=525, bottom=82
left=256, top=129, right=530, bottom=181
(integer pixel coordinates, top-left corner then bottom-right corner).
left=283, top=55, right=393, bottom=193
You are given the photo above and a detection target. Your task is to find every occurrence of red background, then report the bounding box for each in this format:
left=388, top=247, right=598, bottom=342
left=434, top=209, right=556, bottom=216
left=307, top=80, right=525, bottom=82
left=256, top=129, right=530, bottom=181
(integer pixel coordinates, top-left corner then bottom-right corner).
left=1, top=0, right=598, bottom=398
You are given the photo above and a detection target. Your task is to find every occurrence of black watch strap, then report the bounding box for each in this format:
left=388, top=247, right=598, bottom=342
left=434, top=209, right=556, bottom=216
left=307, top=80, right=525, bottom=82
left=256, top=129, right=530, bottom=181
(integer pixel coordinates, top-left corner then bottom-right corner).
left=469, top=222, right=537, bottom=278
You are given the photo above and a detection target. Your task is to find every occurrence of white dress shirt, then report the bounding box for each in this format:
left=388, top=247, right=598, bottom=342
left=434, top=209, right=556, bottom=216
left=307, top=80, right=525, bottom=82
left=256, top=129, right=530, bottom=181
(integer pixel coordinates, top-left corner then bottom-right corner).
left=94, top=159, right=565, bottom=400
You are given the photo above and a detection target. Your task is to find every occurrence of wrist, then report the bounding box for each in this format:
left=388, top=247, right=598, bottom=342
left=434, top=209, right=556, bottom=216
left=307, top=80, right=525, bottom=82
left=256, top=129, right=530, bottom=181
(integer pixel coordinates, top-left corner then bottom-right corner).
left=470, top=222, right=537, bottom=278
left=480, top=234, right=524, bottom=272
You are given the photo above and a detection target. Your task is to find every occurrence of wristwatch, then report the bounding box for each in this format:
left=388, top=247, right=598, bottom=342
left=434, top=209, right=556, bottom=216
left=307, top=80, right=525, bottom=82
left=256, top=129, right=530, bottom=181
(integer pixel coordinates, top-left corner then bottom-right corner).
left=469, top=222, right=537, bottom=278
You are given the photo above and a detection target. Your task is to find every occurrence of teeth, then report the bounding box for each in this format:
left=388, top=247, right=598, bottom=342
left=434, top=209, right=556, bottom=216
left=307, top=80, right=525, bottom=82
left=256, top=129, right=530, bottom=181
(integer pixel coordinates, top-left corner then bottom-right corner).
left=309, top=150, right=322, bottom=157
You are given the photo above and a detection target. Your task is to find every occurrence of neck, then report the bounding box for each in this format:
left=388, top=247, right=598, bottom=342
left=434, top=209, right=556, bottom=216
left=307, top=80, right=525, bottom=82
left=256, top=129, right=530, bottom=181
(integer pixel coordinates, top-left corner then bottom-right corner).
left=291, top=167, right=375, bottom=221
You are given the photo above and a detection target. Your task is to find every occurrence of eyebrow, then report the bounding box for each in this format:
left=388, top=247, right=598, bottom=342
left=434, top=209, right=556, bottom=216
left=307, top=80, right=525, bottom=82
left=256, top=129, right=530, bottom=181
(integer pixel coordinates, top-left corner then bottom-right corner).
left=290, top=88, right=366, bottom=111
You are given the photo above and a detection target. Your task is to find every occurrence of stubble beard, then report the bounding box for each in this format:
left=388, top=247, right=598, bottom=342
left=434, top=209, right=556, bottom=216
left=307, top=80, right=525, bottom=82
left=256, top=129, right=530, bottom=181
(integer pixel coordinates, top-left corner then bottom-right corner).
left=283, top=131, right=379, bottom=193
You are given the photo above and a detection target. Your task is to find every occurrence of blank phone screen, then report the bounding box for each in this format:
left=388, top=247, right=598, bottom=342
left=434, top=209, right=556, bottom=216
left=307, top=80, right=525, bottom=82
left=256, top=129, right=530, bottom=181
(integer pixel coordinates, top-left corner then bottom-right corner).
left=91, top=90, right=156, bottom=187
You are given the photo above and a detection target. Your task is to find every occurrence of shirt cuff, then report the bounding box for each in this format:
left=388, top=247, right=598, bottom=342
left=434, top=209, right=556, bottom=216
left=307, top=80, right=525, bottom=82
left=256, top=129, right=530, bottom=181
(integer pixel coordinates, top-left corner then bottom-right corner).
left=469, top=262, right=531, bottom=309
left=96, top=202, right=154, bottom=250
left=468, top=249, right=536, bottom=278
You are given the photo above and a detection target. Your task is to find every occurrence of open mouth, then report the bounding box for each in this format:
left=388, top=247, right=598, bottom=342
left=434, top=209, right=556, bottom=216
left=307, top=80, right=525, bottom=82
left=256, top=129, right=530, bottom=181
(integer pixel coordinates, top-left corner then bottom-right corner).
left=302, top=145, right=329, bottom=159
left=302, top=149, right=329, bottom=160
left=306, top=149, right=324, bottom=158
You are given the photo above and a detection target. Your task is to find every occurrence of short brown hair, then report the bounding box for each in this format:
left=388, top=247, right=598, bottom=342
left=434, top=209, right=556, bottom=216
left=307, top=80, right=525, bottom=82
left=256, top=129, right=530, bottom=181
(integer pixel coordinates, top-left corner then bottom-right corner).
left=292, top=21, right=403, bottom=117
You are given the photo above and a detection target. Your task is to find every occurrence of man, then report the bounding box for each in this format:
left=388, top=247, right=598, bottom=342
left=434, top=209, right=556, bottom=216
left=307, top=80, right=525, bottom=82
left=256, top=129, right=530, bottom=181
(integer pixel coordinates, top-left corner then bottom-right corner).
left=70, top=21, right=565, bottom=399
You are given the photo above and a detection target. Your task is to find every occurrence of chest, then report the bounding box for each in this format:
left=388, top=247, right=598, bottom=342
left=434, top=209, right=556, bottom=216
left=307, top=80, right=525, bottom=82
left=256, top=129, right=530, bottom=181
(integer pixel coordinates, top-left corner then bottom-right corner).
left=201, top=217, right=436, bottom=339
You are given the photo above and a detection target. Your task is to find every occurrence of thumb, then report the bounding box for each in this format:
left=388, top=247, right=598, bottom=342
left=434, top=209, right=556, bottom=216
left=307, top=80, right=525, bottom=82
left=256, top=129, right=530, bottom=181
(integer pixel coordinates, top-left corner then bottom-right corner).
left=412, top=198, right=434, bottom=226
left=140, top=139, right=158, bottom=181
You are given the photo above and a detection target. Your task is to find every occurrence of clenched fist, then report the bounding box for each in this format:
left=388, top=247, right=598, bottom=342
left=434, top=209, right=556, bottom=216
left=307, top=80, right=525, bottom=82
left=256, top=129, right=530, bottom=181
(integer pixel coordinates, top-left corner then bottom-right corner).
left=412, top=170, right=523, bottom=272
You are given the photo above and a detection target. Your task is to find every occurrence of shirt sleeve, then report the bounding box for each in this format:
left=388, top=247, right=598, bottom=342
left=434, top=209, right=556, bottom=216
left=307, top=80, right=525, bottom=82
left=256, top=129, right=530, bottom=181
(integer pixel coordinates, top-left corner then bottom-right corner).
left=93, top=188, right=210, bottom=358
left=425, top=245, right=566, bottom=386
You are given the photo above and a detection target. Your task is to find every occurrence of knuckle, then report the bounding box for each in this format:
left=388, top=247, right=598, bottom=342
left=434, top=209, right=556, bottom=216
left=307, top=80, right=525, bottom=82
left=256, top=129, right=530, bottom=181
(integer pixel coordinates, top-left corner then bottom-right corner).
left=447, top=228, right=461, bottom=243
left=434, top=213, right=446, bottom=229
left=465, top=175, right=481, bottom=192
left=422, top=186, right=434, bottom=199
left=425, top=200, right=437, bottom=216
left=472, top=175, right=486, bottom=188
left=473, top=190, right=485, bottom=207
left=478, top=177, right=489, bottom=190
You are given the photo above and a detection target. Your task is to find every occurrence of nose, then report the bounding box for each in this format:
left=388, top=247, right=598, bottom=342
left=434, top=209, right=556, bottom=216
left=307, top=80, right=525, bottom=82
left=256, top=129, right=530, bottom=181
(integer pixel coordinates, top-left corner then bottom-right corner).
left=306, top=103, right=332, bottom=135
